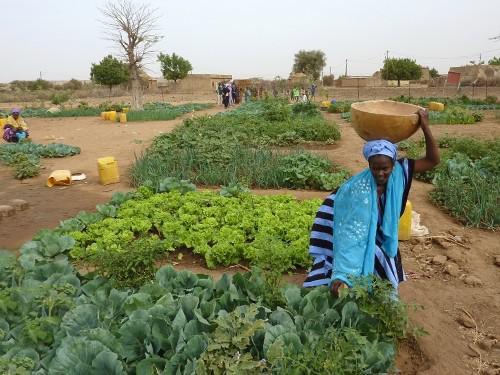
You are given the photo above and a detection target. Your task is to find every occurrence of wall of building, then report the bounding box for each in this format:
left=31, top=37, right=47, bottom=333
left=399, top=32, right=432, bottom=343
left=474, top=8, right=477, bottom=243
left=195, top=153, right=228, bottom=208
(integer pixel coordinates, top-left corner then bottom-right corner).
left=449, top=65, right=500, bottom=86
left=149, top=74, right=232, bottom=93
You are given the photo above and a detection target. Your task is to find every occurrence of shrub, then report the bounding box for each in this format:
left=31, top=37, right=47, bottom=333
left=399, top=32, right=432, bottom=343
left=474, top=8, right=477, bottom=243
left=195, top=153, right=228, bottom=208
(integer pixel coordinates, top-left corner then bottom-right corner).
left=50, top=92, right=70, bottom=105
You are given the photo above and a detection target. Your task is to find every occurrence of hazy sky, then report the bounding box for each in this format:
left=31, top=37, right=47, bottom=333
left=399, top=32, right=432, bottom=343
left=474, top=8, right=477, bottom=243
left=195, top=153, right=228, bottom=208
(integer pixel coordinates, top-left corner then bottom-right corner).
left=2, top=0, right=499, bottom=82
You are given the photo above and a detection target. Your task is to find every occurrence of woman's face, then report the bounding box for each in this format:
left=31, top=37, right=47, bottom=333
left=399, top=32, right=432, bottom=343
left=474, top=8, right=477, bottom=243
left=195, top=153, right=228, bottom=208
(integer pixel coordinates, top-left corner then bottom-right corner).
left=368, top=155, right=394, bottom=186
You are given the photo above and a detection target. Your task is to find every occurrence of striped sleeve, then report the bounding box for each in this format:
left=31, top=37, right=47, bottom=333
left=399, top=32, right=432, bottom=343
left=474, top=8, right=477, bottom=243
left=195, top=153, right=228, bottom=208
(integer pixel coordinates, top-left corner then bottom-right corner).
left=303, top=192, right=336, bottom=287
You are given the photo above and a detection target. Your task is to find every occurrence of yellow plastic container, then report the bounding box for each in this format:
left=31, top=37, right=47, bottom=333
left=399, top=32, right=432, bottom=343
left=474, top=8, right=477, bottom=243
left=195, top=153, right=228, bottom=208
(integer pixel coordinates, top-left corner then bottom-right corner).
left=398, top=200, right=412, bottom=241
left=47, top=170, right=72, bottom=187
left=123, top=107, right=129, bottom=113
left=0, top=118, right=6, bottom=127
left=320, top=100, right=331, bottom=109
left=100, top=111, right=106, bottom=120
left=108, top=111, right=117, bottom=122
left=429, top=102, right=444, bottom=111
left=119, top=113, right=127, bottom=123
left=97, top=157, right=120, bottom=185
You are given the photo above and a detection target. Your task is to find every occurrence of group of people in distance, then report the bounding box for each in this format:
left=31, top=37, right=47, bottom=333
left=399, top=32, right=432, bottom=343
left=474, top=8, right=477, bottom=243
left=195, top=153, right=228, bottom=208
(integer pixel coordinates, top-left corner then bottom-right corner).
left=2, top=108, right=29, bottom=143
left=216, top=82, right=242, bottom=109
left=289, top=83, right=317, bottom=103
left=216, top=81, right=319, bottom=108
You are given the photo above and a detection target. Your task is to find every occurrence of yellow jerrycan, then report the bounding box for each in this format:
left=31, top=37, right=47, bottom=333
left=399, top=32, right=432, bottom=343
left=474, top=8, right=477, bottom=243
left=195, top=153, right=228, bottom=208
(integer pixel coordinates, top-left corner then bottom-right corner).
left=398, top=200, right=412, bottom=241
left=97, top=157, right=120, bottom=185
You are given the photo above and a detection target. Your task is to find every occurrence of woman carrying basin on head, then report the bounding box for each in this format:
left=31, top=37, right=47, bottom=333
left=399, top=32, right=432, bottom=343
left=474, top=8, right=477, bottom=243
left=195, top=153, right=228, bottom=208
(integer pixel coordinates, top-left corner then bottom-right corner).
left=303, top=109, right=439, bottom=296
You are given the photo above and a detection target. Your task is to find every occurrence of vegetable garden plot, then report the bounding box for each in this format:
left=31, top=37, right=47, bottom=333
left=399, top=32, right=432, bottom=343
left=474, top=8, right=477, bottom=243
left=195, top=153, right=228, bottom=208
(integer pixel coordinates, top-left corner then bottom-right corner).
left=0, top=215, right=414, bottom=374
left=130, top=99, right=347, bottom=191
left=68, top=189, right=322, bottom=273
left=0, top=142, right=80, bottom=180
left=399, top=136, right=500, bottom=229
left=0, top=102, right=211, bottom=120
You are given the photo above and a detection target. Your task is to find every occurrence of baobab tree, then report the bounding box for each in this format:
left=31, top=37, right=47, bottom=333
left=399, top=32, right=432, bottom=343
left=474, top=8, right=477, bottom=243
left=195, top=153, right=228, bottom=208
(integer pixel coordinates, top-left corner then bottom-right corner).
left=100, top=1, right=162, bottom=110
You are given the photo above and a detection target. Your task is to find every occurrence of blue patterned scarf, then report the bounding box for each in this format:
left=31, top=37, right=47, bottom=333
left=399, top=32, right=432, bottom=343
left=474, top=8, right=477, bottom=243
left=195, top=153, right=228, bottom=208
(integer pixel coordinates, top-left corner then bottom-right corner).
left=332, top=162, right=404, bottom=286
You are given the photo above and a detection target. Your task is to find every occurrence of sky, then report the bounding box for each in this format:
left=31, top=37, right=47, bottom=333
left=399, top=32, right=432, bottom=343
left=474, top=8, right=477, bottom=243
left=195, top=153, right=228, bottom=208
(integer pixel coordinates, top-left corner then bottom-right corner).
left=1, top=0, right=500, bottom=82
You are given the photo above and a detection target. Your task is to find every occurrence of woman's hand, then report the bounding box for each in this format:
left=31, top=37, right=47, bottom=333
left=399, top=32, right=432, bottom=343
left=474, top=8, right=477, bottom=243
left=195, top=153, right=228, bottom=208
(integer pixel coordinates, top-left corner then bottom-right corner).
left=418, top=109, right=430, bottom=129
left=330, top=280, right=347, bottom=298
left=414, top=108, right=440, bottom=173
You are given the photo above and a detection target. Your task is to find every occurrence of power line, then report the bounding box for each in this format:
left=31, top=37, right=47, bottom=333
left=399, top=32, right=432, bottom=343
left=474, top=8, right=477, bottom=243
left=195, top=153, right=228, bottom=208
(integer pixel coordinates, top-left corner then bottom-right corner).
left=389, top=47, right=500, bottom=61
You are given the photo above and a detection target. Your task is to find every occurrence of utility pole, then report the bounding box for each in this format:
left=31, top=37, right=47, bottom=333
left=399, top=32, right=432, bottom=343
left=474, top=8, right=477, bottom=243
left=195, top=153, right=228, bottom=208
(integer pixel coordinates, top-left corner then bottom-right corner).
left=345, top=59, right=348, bottom=77
left=479, top=53, right=482, bottom=64
left=386, top=50, right=389, bottom=60
left=39, top=71, right=42, bottom=80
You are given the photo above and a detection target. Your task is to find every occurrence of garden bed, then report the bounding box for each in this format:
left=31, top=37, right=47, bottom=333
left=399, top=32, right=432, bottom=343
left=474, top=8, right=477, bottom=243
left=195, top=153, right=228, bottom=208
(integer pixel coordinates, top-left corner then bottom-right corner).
left=0, top=186, right=416, bottom=374
left=399, top=136, right=499, bottom=228
left=130, top=99, right=347, bottom=191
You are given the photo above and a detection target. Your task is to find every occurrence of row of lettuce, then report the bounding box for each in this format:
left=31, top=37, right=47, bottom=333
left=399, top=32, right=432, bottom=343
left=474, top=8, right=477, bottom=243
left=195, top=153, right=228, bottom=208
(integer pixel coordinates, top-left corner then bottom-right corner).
left=0, top=186, right=412, bottom=374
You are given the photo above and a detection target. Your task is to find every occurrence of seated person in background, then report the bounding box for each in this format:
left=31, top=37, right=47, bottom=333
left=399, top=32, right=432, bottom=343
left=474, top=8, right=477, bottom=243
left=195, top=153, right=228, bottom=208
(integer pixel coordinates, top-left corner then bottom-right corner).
left=3, top=108, right=29, bottom=142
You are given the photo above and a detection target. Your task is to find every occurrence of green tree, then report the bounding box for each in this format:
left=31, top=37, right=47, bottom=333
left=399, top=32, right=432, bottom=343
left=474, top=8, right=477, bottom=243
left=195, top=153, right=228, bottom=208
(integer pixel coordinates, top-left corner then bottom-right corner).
left=488, top=56, right=500, bottom=65
left=381, top=58, right=422, bottom=86
left=429, top=67, right=439, bottom=79
left=293, top=50, right=326, bottom=81
left=157, top=53, right=193, bottom=82
left=90, top=55, right=129, bottom=98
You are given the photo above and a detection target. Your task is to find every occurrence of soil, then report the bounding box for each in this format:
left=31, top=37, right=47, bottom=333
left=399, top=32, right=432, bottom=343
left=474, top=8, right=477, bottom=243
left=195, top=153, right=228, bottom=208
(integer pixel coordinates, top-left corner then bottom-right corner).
left=1, top=97, right=499, bottom=374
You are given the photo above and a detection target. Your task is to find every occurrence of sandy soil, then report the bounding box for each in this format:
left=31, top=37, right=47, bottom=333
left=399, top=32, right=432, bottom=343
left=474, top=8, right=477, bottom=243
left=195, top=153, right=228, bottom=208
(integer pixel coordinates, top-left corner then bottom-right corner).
left=1, top=103, right=499, bottom=374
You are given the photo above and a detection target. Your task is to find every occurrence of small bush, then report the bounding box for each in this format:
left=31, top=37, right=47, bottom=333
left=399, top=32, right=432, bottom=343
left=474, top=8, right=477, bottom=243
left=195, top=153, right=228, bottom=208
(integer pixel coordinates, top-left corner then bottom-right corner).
left=50, top=92, right=70, bottom=105
left=327, top=101, right=352, bottom=113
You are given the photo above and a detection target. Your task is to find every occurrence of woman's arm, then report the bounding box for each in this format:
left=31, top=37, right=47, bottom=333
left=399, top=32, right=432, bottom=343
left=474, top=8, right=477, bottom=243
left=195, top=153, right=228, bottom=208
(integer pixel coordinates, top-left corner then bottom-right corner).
left=414, top=109, right=440, bottom=173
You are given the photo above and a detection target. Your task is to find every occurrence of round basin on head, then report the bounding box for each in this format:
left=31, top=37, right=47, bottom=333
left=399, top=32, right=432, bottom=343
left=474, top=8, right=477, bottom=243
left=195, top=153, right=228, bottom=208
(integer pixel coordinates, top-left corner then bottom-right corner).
left=351, top=100, right=423, bottom=143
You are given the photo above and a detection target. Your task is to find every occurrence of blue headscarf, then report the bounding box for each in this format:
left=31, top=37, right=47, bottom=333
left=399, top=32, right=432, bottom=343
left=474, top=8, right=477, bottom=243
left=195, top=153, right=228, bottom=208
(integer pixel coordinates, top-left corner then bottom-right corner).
left=363, top=140, right=398, bottom=161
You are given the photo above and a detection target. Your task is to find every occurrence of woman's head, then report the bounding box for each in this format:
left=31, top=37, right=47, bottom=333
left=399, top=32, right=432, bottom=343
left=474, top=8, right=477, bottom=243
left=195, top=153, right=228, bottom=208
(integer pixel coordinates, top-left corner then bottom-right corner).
left=11, top=108, right=21, bottom=119
left=362, top=140, right=398, bottom=186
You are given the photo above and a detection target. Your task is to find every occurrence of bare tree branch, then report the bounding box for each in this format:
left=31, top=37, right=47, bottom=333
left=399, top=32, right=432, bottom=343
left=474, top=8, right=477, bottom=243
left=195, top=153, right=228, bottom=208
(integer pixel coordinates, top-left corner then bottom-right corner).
left=99, top=0, right=163, bottom=109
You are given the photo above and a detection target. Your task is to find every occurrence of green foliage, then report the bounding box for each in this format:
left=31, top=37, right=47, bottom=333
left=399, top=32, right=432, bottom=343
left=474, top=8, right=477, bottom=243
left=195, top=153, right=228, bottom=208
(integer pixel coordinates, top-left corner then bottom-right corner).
left=293, top=50, right=326, bottom=81
left=391, top=95, right=500, bottom=110
left=68, top=191, right=321, bottom=271
left=15, top=107, right=102, bottom=118
left=322, top=74, right=335, bottom=86
left=158, top=52, right=193, bottom=82
left=0, top=229, right=414, bottom=375
left=429, top=67, right=439, bottom=78
left=400, top=136, right=499, bottom=228
left=90, top=55, right=129, bottom=92
left=91, top=236, right=166, bottom=288
left=327, top=101, right=352, bottom=113
left=130, top=99, right=342, bottom=190
left=278, top=152, right=350, bottom=190
left=50, top=92, right=70, bottom=105
left=381, top=58, right=422, bottom=85
left=340, top=111, right=352, bottom=122
left=428, top=106, right=480, bottom=124
left=488, top=56, right=500, bottom=65
left=431, top=153, right=499, bottom=229
left=0, top=143, right=80, bottom=180
left=126, top=102, right=211, bottom=122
